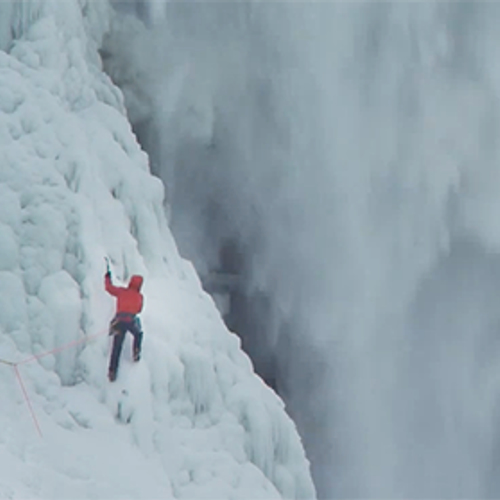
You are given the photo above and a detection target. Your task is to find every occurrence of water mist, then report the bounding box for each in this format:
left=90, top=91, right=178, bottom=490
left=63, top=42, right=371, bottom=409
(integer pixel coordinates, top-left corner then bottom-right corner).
left=104, top=2, right=500, bottom=497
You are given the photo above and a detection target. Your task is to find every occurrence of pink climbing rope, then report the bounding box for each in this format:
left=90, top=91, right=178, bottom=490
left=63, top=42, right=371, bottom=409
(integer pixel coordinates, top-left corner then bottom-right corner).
left=17, top=330, right=107, bottom=365
left=14, top=365, right=43, bottom=438
left=0, top=328, right=109, bottom=437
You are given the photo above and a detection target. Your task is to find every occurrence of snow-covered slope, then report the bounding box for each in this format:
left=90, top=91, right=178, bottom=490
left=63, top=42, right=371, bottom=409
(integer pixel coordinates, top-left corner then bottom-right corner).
left=0, top=2, right=315, bottom=498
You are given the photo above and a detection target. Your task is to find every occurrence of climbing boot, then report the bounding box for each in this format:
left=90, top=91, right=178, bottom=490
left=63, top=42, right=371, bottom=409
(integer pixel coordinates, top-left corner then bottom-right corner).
left=133, top=347, right=141, bottom=362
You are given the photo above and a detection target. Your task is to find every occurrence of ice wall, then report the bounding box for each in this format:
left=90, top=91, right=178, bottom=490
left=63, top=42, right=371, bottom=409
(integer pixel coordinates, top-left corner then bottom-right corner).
left=0, top=1, right=315, bottom=498
left=102, top=1, right=500, bottom=498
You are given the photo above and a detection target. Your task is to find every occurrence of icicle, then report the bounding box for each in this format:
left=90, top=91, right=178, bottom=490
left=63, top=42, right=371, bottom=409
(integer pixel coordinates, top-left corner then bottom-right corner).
left=11, top=0, right=47, bottom=41
left=0, top=2, right=14, bottom=51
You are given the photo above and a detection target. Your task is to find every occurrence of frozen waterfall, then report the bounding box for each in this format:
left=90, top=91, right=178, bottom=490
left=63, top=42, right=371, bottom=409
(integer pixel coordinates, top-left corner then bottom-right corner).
left=104, top=2, right=500, bottom=498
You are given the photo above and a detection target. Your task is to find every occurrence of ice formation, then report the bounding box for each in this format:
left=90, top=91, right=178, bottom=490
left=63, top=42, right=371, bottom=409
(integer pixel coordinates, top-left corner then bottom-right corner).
left=0, top=2, right=315, bottom=498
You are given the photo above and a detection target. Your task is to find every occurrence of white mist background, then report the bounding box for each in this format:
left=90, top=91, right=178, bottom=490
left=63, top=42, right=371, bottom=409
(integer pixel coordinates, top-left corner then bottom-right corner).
left=106, top=2, right=500, bottom=497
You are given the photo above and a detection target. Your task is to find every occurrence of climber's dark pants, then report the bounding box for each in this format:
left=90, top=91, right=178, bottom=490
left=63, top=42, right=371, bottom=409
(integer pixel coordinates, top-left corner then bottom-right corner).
left=108, top=313, right=143, bottom=374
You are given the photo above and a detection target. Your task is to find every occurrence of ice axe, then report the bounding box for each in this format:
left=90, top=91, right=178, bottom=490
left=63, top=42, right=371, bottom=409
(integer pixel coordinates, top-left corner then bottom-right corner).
left=105, top=256, right=112, bottom=276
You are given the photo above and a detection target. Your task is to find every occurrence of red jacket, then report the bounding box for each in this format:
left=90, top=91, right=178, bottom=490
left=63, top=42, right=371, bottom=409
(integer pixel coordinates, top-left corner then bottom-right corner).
left=105, top=274, right=144, bottom=315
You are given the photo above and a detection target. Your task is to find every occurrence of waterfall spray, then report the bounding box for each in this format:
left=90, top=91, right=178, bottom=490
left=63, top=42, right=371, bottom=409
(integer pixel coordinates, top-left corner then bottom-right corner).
left=103, top=2, right=500, bottom=497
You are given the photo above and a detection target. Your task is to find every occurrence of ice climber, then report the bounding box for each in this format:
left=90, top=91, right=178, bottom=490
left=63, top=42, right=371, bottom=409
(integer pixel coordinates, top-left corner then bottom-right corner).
left=105, top=267, right=144, bottom=382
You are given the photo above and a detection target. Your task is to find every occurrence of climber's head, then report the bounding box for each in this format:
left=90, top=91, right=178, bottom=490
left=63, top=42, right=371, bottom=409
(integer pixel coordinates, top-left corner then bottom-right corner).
left=128, top=275, right=143, bottom=291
